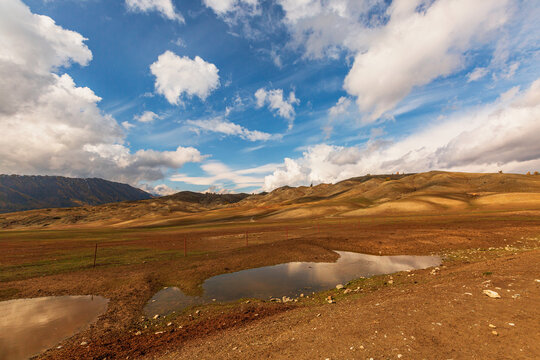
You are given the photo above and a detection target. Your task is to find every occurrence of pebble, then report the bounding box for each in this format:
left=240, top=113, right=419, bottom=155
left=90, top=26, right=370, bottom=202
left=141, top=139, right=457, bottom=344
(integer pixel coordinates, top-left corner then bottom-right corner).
left=336, top=284, right=344, bottom=290
left=135, top=331, right=142, bottom=336
left=489, top=324, right=496, bottom=328
left=492, top=331, right=498, bottom=336
left=153, top=314, right=159, bottom=320
left=195, top=310, right=200, bottom=315
left=80, top=341, right=88, bottom=346
left=508, top=323, right=515, bottom=326
left=155, top=331, right=164, bottom=335
left=483, top=290, right=501, bottom=298
left=167, top=322, right=172, bottom=326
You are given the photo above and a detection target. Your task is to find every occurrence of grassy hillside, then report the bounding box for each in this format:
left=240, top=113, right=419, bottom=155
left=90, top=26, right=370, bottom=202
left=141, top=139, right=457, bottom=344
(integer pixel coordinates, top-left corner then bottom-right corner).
left=1, top=171, right=540, bottom=229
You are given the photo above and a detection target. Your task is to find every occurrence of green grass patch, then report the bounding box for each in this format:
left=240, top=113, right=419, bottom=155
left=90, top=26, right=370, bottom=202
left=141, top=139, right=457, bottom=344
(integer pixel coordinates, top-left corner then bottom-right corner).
left=0, top=246, right=185, bottom=282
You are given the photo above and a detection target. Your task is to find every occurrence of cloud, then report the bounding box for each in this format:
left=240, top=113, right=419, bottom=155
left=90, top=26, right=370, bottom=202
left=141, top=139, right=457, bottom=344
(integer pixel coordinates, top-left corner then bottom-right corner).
left=186, top=117, right=274, bottom=141
left=0, top=0, right=203, bottom=185
left=277, top=0, right=512, bottom=122
left=125, top=0, right=184, bottom=23
left=343, top=0, right=510, bottom=122
left=140, top=183, right=177, bottom=196
left=171, top=161, right=278, bottom=190
left=203, top=0, right=259, bottom=15
left=204, top=185, right=236, bottom=194
left=150, top=50, right=220, bottom=105
left=122, top=121, right=136, bottom=130
left=262, top=77, right=540, bottom=190
left=255, top=88, right=299, bottom=129
left=135, top=110, right=160, bottom=123
left=328, top=96, right=353, bottom=117
left=467, top=67, right=489, bottom=82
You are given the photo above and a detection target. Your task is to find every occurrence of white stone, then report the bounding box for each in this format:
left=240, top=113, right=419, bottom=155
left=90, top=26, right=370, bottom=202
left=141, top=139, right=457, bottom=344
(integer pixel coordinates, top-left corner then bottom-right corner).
left=483, top=290, right=501, bottom=298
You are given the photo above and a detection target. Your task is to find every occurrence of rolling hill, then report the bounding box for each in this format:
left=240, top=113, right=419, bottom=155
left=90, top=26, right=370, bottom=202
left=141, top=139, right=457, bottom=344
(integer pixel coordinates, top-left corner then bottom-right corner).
left=1, top=171, right=540, bottom=229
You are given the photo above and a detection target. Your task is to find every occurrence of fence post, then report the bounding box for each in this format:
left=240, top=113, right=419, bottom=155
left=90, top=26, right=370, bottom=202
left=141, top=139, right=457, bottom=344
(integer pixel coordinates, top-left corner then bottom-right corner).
left=93, top=243, right=98, bottom=268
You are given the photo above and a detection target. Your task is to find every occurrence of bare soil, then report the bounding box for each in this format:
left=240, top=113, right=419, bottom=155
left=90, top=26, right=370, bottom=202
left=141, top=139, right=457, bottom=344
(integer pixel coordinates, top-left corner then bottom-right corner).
left=0, top=209, right=538, bottom=359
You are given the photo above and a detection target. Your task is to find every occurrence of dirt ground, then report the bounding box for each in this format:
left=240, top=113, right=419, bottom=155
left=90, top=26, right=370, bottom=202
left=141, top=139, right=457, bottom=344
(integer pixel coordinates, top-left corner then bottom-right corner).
left=0, top=210, right=539, bottom=359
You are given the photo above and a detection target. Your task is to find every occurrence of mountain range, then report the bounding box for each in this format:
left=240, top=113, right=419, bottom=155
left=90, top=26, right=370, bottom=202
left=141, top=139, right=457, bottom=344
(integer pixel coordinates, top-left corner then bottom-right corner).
left=0, top=175, right=152, bottom=213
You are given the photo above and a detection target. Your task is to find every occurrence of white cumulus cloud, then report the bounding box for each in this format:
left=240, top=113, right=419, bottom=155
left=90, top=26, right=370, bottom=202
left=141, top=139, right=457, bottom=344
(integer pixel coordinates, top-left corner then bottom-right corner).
left=135, top=110, right=160, bottom=123
left=150, top=50, right=220, bottom=105
left=125, top=0, right=184, bottom=23
left=0, top=0, right=203, bottom=185
left=263, top=77, right=540, bottom=190
left=255, top=88, right=299, bottom=129
left=343, top=0, right=509, bottom=123
left=277, top=0, right=512, bottom=122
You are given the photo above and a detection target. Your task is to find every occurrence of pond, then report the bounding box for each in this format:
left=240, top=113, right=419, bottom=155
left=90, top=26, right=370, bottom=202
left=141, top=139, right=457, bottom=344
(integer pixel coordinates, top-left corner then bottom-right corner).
left=0, top=295, right=108, bottom=360
left=144, top=251, right=440, bottom=316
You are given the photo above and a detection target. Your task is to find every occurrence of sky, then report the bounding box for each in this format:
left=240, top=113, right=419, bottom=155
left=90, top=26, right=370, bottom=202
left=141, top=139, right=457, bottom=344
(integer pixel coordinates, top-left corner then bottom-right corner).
left=1, top=0, right=539, bottom=195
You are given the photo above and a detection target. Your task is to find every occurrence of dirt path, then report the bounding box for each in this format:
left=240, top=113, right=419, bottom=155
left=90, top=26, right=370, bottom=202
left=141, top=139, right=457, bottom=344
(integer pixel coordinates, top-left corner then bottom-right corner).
left=154, top=251, right=540, bottom=360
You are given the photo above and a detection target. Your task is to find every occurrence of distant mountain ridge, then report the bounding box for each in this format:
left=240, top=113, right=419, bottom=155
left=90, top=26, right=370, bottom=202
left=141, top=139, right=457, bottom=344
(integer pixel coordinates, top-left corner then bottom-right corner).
left=0, top=175, right=152, bottom=213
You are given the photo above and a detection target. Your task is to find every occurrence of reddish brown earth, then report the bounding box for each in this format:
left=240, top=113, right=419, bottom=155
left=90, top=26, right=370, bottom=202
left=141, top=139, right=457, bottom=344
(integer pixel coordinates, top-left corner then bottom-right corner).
left=0, top=212, right=537, bottom=359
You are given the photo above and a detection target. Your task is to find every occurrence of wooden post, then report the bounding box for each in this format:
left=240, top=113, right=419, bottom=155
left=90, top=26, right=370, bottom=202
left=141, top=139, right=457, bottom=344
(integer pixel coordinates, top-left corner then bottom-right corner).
left=93, top=243, right=97, bottom=268
left=184, top=238, right=187, bottom=257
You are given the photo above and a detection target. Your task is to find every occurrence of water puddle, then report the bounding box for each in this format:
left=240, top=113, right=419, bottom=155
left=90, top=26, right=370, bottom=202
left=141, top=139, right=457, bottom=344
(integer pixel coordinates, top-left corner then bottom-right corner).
left=145, top=251, right=440, bottom=316
left=0, top=295, right=108, bottom=360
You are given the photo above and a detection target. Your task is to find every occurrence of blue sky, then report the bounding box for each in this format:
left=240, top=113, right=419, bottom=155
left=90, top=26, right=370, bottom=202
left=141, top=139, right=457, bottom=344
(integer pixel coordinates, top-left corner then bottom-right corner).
left=1, top=0, right=539, bottom=195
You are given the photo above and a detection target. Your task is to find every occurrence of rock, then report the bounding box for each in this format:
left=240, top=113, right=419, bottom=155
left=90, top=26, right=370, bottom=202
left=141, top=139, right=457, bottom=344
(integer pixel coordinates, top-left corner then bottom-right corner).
left=153, top=314, right=159, bottom=320
left=336, top=284, right=344, bottom=290
left=245, top=300, right=250, bottom=304
left=491, top=330, right=498, bottom=336
left=508, top=323, right=515, bottom=326
left=167, top=322, right=172, bottom=327
left=80, top=341, right=88, bottom=346
left=135, top=331, right=142, bottom=336
left=397, top=354, right=403, bottom=358
left=195, top=310, right=200, bottom=315
left=464, top=292, right=473, bottom=296
left=343, top=289, right=352, bottom=294
left=512, top=294, right=521, bottom=299
left=300, top=293, right=304, bottom=297
left=270, top=298, right=281, bottom=302
left=489, top=324, right=496, bottom=328
left=483, top=290, right=501, bottom=298
left=155, top=331, right=164, bottom=335
left=387, top=280, right=394, bottom=285
left=56, top=346, right=62, bottom=349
